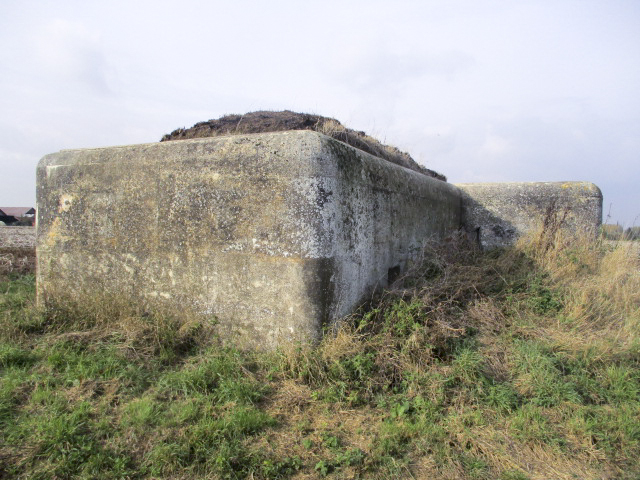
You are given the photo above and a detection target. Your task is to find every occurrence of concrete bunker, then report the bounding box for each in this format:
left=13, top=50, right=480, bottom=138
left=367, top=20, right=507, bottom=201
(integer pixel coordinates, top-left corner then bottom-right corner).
left=37, top=130, right=461, bottom=349
left=36, top=112, right=603, bottom=349
left=456, top=182, right=603, bottom=249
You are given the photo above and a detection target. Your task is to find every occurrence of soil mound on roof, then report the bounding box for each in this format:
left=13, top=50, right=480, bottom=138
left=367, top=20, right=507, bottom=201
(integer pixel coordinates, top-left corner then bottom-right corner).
left=161, top=110, right=446, bottom=181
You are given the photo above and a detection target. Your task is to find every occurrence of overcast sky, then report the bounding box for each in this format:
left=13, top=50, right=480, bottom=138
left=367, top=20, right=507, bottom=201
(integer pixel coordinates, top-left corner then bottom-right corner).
left=1, top=0, right=638, bottom=225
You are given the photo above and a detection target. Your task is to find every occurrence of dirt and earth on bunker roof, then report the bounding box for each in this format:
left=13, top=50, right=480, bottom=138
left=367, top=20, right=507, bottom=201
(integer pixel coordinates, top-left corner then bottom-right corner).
left=161, top=110, right=447, bottom=181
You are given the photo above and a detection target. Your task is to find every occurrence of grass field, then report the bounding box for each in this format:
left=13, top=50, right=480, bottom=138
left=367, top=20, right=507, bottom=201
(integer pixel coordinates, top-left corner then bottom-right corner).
left=1, top=229, right=638, bottom=479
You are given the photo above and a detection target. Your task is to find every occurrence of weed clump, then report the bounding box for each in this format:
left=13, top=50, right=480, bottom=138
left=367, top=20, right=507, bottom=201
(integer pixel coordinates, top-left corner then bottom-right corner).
left=0, top=247, right=35, bottom=277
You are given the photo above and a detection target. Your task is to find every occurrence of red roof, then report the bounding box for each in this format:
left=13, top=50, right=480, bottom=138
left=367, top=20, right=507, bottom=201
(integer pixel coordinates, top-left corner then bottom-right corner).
left=0, top=207, right=35, bottom=216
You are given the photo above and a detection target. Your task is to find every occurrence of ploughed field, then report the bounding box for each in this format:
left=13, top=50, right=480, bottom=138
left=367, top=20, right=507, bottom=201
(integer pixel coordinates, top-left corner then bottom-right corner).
left=0, top=226, right=35, bottom=249
left=0, top=226, right=35, bottom=275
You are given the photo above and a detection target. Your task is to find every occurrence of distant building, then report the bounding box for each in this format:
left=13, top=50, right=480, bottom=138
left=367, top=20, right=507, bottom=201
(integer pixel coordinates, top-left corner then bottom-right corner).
left=0, top=207, right=35, bottom=225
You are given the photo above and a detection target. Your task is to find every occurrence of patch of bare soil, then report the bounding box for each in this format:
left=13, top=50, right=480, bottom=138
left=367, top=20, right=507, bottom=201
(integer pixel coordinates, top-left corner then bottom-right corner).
left=161, top=110, right=446, bottom=181
left=0, top=227, right=36, bottom=275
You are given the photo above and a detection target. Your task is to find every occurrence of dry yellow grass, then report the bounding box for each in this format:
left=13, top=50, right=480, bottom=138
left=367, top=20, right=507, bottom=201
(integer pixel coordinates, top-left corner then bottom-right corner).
left=517, top=227, right=640, bottom=358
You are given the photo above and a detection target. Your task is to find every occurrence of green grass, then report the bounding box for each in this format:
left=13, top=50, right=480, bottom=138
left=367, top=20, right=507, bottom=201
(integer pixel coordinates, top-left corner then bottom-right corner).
left=1, top=231, right=639, bottom=479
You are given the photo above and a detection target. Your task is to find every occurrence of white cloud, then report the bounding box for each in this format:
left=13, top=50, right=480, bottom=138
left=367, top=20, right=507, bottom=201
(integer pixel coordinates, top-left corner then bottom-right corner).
left=34, top=18, right=112, bottom=94
left=481, top=131, right=511, bottom=158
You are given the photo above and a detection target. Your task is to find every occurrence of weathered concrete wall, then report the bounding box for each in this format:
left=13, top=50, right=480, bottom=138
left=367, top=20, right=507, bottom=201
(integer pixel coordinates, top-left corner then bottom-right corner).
left=37, top=130, right=461, bottom=349
left=456, top=182, right=603, bottom=249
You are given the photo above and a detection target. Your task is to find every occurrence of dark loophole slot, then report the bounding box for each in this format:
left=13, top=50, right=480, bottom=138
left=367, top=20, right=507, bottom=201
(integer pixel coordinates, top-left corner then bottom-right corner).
left=387, top=265, right=401, bottom=285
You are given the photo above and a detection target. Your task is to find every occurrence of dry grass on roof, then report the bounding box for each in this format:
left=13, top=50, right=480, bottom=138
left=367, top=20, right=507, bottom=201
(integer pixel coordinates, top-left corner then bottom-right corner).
left=160, top=110, right=446, bottom=181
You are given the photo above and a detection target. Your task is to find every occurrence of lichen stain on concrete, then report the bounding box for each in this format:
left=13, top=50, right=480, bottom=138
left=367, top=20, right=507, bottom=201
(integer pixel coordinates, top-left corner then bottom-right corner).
left=58, top=194, right=74, bottom=212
